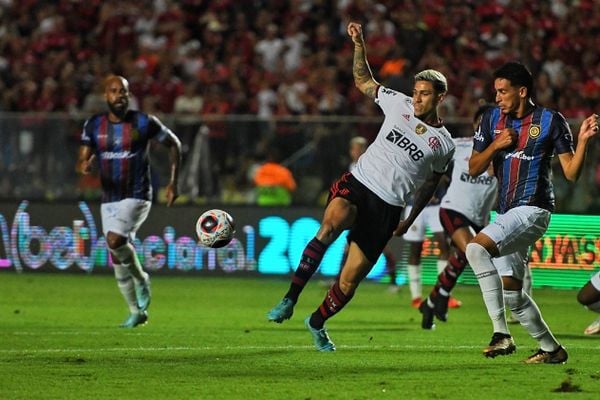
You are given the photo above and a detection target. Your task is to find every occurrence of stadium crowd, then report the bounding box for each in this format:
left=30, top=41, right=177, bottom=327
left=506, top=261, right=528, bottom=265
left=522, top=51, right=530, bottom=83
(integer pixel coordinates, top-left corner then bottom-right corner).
left=0, top=0, right=599, bottom=210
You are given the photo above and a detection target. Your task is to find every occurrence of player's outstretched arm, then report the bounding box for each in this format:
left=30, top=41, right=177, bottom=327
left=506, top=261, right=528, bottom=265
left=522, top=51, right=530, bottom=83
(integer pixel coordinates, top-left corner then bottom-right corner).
left=558, top=114, right=599, bottom=182
left=347, top=22, right=379, bottom=99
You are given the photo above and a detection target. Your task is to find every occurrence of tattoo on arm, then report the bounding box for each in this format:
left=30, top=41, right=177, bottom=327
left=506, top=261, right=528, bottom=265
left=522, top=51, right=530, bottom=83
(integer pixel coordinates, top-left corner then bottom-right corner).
left=353, top=44, right=377, bottom=97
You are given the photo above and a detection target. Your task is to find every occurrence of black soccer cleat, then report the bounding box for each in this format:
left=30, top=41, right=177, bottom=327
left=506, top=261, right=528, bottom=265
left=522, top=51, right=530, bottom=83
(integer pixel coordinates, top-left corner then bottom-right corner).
left=419, top=300, right=435, bottom=330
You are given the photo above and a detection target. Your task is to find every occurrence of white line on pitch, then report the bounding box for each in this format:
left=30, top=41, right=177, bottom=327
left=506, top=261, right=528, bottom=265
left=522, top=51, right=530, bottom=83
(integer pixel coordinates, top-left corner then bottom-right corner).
left=1, top=343, right=600, bottom=354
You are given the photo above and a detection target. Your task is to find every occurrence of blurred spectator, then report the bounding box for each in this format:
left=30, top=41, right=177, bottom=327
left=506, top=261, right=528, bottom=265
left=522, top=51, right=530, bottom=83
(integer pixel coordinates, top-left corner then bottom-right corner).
left=253, top=146, right=297, bottom=206
left=0, top=1, right=598, bottom=209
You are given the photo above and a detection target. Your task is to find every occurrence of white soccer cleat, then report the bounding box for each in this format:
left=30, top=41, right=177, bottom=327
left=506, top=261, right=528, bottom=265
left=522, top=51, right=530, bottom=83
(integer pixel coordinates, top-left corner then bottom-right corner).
left=584, top=317, right=600, bottom=335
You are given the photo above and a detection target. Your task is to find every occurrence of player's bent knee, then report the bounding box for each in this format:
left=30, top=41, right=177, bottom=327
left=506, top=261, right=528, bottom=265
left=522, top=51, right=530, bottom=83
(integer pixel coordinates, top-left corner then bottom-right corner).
left=109, top=242, right=136, bottom=263
left=465, top=242, right=490, bottom=268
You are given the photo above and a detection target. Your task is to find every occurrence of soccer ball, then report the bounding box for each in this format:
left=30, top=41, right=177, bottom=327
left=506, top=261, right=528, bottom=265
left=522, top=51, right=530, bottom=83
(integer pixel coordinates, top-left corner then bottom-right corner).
left=196, top=209, right=235, bottom=248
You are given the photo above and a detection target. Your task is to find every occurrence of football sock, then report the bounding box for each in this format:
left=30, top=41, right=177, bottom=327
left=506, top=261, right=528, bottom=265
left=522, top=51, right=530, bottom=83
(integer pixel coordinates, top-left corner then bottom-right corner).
left=586, top=300, right=600, bottom=313
left=110, top=243, right=149, bottom=285
left=285, top=238, right=327, bottom=303
left=385, top=252, right=397, bottom=285
left=504, top=289, right=559, bottom=352
left=407, top=264, right=421, bottom=300
left=522, top=265, right=532, bottom=296
left=113, top=263, right=140, bottom=314
left=466, top=243, right=509, bottom=335
left=432, top=252, right=468, bottom=298
left=436, top=259, right=447, bottom=275
left=309, top=281, right=355, bottom=329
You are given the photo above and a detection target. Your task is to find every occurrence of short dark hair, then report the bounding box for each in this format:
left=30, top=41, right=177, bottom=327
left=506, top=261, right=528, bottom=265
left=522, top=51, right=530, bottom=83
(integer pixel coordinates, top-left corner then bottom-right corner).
left=494, top=62, right=533, bottom=97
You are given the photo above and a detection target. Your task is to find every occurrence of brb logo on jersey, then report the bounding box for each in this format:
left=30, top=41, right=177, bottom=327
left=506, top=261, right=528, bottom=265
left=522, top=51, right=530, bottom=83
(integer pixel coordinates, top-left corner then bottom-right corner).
left=386, top=128, right=424, bottom=161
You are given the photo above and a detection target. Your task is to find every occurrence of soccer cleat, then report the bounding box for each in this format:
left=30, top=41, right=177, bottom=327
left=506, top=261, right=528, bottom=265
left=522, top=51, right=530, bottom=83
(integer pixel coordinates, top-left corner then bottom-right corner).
left=410, top=297, right=422, bottom=309
left=524, top=346, right=568, bottom=364
left=267, top=298, right=294, bottom=323
left=136, top=278, right=151, bottom=312
left=119, top=311, right=148, bottom=328
left=431, top=295, right=449, bottom=322
left=483, top=332, right=516, bottom=358
left=419, top=300, right=435, bottom=330
left=448, top=296, right=462, bottom=308
left=305, top=317, right=335, bottom=352
left=584, top=317, right=600, bottom=335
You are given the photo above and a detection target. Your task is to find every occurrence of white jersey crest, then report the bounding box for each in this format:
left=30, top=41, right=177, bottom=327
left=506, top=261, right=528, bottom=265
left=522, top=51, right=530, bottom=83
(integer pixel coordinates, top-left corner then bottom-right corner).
left=352, top=87, right=455, bottom=207
left=441, top=137, right=498, bottom=226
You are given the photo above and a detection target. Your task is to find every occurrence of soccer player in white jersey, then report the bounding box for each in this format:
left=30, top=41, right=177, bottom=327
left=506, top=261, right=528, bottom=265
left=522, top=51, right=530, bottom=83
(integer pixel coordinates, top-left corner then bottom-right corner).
left=418, top=105, right=498, bottom=329
left=267, top=21, right=455, bottom=351
left=577, top=270, right=600, bottom=335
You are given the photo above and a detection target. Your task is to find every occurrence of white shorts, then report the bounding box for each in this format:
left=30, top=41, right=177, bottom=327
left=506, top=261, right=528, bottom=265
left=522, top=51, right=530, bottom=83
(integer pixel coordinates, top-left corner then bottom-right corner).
left=482, top=206, right=549, bottom=278
left=403, top=205, right=443, bottom=242
left=591, top=270, right=600, bottom=291
left=101, top=199, right=152, bottom=241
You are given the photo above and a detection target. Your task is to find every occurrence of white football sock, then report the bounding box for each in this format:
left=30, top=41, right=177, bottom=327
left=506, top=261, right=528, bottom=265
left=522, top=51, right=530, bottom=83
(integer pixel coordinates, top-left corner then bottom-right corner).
left=113, top=263, right=140, bottom=314
left=504, top=289, right=559, bottom=352
left=522, top=265, right=532, bottom=296
left=465, top=243, right=508, bottom=335
left=407, top=264, right=421, bottom=299
left=437, top=259, right=447, bottom=275
left=110, top=243, right=149, bottom=285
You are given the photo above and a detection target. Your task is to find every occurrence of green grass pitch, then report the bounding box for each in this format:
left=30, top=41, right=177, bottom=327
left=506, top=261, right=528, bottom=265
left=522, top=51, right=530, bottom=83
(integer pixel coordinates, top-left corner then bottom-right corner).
left=1, top=273, right=599, bottom=399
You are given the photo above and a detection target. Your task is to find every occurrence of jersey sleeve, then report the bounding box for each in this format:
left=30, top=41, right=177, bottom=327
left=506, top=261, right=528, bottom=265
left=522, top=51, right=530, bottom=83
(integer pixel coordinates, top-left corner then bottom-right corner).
left=147, top=114, right=175, bottom=143
left=550, top=112, right=574, bottom=154
left=80, top=118, right=95, bottom=148
left=433, top=146, right=455, bottom=174
left=472, top=109, right=494, bottom=153
left=374, top=86, right=409, bottom=115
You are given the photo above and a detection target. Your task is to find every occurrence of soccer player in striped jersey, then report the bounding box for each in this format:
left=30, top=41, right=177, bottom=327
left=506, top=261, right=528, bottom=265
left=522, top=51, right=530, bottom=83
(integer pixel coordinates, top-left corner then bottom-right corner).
left=76, top=75, right=181, bottom=328
left=466, top=62, right=599, bottom=363
left=268, top=22, right=455, bottom=351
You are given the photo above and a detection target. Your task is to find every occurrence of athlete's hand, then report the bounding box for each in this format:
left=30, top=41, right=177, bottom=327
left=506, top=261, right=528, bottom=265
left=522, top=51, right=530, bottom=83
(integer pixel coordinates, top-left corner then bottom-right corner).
left=165, top=182, right=179, bottom=207
left=76, top=155, right=95, bottom=175
left=393, top=219, right=412, bottom=236
left=492, top=128, right=517, bottom=151
left=347, top=22, right=364, bottom=46
left=578, top=113, right=600, bottom=142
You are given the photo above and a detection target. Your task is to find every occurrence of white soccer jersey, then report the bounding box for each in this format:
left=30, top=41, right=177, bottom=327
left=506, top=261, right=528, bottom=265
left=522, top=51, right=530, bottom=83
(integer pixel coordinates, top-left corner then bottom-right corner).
left=441, top=137, right=498, bottom=226
left=352, top=86, right=455, bottom=207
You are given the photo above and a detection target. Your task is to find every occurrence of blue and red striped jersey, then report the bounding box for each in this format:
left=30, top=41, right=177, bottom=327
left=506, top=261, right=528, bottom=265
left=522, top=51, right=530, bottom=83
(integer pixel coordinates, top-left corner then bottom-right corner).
left=473, top=106, right=573, bottom=213
left=80, top=110, right=173, bottom=203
